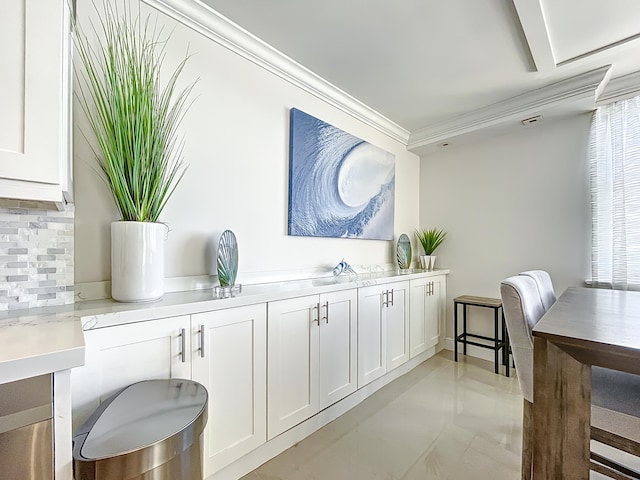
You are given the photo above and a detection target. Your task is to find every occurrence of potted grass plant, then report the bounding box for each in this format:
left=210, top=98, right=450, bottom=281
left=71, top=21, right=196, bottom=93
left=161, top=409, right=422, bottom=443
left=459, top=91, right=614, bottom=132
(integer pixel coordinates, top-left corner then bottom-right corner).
left=74, top=2, right=194, bottom=302
left=415, top=227, right=447, bottom=271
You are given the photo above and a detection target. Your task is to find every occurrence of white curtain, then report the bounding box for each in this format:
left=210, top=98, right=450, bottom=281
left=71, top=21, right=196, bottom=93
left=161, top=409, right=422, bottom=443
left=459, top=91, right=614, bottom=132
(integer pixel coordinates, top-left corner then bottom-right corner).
left=589, top=96, right=640, bottom=289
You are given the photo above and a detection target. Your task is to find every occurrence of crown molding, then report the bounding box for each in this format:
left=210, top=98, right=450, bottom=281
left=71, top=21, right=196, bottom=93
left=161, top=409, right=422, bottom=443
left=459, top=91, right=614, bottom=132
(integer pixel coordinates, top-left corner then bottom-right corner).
left=597, top=70, right=640, bottom=106
left=408, top=65, right=612, bottom=153
left=142, top=0, right=410, bottom=144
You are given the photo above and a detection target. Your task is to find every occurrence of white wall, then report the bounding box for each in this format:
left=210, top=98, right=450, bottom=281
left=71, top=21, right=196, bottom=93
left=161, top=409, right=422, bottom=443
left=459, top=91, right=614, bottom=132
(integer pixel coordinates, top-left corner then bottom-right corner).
left=419, top=113, right=592, bottom=346
left=73, top=1, right=420, bottom=285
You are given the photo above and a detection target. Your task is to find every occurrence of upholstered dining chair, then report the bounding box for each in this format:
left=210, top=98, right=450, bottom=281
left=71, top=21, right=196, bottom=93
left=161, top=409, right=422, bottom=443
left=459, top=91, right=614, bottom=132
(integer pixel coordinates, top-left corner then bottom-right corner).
left=518, top=270, right=556, bottom=311
left=500, top=275, right=640, bottom=480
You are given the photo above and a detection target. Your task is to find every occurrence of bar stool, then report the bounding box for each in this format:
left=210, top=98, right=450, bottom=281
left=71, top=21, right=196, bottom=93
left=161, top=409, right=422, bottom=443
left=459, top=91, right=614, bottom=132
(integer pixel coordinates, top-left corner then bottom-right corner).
left=454, top=295, right=510, bottom=376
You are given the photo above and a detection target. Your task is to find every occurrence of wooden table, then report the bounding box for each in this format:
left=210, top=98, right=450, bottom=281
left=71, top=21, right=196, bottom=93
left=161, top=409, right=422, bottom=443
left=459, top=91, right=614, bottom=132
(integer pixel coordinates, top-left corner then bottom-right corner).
left=532, top=287, right=640, bottom=479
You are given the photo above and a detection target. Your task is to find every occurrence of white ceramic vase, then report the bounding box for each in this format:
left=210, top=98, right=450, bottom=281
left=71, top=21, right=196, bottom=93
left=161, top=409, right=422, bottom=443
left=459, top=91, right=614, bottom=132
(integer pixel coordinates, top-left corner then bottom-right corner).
left=420, top=255, right=437, bottom=271
left=111, top=221, right=168, bottom=302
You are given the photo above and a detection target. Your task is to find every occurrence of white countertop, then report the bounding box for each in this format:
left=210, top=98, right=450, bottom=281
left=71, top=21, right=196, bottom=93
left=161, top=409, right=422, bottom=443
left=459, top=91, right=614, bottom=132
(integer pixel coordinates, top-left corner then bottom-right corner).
left=0, top=268, right=448, bottom=384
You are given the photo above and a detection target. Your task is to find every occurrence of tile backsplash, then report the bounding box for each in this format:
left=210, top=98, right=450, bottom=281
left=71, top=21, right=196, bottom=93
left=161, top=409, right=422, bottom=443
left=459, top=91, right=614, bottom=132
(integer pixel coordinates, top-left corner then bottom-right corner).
left=0, top=199, right=74, bottom=311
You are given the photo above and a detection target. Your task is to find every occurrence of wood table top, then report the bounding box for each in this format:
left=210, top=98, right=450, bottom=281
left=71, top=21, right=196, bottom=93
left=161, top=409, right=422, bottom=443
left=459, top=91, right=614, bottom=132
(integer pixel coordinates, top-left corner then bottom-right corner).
left=533, top=287, right=640, bottom=373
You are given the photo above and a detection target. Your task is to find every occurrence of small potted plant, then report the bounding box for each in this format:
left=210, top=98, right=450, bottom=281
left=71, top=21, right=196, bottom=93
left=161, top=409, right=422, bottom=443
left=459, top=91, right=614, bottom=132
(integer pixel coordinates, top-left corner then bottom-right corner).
left=74, top=2, right=195, bottom=302
left=415, top=227, right=447, bottom=271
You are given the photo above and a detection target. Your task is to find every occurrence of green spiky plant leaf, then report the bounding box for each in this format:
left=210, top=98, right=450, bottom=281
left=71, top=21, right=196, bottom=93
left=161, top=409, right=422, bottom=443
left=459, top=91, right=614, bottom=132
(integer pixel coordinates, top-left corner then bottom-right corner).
left=415, top=227, right=447, bottom=255
left=73, top=1, right=194, bottom=222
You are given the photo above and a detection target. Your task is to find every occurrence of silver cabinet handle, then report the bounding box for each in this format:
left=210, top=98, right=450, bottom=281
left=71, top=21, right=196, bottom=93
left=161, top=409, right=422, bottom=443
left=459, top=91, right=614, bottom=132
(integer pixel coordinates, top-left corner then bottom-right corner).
left=382, top=290, right=388, bottom=307
left=389, top=289, right=394, bottom=307
left=426, top=281, right=433, bottom=296
left=179, top=328, right=186, bottom=363
left=321, top=301, right=329, bottom=324
left=199, top=325, right=205, bottom=358
left=312, top=303, right=320, bottom=325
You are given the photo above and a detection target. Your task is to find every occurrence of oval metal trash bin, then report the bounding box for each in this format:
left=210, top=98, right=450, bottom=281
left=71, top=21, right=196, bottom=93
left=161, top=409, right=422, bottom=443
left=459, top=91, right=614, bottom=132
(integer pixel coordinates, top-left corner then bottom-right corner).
left=73, top=379, right=208, bottom=480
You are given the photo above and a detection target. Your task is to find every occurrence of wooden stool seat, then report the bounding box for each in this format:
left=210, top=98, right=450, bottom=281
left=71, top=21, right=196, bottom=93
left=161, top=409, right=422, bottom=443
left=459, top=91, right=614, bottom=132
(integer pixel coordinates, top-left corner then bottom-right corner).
left=454, top=295, right=510, bottom=376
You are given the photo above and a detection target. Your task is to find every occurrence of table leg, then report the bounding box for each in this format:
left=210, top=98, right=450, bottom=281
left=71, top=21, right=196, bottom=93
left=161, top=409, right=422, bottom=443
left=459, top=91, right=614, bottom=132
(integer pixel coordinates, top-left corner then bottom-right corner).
left=533, top=337, right=590, bottom=479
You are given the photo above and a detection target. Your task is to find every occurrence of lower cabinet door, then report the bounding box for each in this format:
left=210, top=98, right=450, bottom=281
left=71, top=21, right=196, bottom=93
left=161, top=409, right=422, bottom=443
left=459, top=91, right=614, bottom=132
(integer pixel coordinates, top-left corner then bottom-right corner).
left=319, top=289, right=357, bottom=409
left=425, top=275, right=446, bottom=349
left=409, top=278, right=430, bottom=358
left=385, top=281, right=409, bottom=371
left=70, top=316, right=191, bottom=430
left=357, top=286, right=387, bottom=388
left=192, top=304, right=267, bottom=475
left=267, top=295, right=320, bottom=439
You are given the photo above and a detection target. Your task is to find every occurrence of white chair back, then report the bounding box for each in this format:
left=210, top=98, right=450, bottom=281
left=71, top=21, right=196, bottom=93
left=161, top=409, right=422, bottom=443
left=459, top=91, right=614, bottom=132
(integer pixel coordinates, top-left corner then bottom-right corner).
left=519, top=270, right=556, bottom=311
left=500, top=275, right=546, bottom=403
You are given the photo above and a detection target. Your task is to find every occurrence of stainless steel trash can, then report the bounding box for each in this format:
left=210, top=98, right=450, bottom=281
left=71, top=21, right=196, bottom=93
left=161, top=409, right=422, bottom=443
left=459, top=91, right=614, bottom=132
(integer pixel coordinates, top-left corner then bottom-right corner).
left=73, top=379, right=208, bottom=480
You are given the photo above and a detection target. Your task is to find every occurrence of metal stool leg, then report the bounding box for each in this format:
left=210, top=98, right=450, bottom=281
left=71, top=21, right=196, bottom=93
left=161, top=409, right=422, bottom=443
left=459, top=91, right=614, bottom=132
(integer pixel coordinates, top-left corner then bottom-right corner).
left=493, top=307, right=499, bottom=374
left=463, top=305, right=468, bottom=355
left=454, top=301, right=459, bottom=362
left=504, top=313, right=510, bottom=377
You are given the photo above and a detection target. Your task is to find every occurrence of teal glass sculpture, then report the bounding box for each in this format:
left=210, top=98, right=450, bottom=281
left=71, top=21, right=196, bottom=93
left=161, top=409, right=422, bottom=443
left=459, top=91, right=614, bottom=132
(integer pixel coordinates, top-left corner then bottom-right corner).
left=217, top=230, right=238, bottom=287
left=396, top=233, right=412, bottom=269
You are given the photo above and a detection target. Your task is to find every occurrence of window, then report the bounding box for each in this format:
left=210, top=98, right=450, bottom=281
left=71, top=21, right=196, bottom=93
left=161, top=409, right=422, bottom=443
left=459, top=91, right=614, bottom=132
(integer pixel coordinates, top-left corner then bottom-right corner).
left=589, top=96, right=640, bottom=289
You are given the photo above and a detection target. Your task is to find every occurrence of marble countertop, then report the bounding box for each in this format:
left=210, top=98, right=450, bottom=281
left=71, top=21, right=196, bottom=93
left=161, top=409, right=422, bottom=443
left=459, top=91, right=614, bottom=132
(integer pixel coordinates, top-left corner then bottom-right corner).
left=0, top=268, right=448, bottom=384
left=0, top=316, right=85, bottom=384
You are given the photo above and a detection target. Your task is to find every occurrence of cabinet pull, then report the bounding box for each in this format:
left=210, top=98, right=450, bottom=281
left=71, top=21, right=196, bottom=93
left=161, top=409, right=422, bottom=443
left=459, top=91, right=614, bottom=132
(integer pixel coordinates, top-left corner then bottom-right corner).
left=382, top=290, right=388, bottom=307
left=430, top=281, right=434, bottom=296
left=321, top=301, right=329, bottom=324
left=312, top=303, right=320, bottom=325
left=199, top=325, right=205, bottom=358
left=389, top=289, right=394, bottom=307
left=179, top=328, right=186, bottom=363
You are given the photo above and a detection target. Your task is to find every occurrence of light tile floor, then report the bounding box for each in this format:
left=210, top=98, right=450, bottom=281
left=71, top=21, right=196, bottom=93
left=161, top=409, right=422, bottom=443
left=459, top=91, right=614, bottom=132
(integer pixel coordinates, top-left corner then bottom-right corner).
left=241, top=351, right=640, bottom=479
left=242, top=351, right=523, bottom=480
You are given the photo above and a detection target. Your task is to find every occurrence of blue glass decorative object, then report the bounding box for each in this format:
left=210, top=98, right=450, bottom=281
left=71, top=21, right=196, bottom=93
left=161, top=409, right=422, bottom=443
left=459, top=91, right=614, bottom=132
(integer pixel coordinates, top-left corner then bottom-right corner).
left=333, top=259, right=357, bottom=277
left=396, top=233, right=412, bottom=269
left=217, top=230, right=238, bottom=287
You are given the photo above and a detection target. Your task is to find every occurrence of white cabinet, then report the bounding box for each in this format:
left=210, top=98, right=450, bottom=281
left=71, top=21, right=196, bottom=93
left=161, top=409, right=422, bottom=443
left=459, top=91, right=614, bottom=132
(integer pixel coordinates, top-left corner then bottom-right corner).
left=70, top=316, right=191, bottom=430
left=0, top=0, right=71, bottom=204
left=267, top=289, right=357, bottom=439
left=72, top=307, right=268, bottom=479
left=318, top=289, right=358, bottom=409
left=357, top=281, right=409, bottom=388
left=386, top=282, right=409, bottom=371
left=409, top=275, right=447, bottom=358
left=192, top=304, right=267, bottom=475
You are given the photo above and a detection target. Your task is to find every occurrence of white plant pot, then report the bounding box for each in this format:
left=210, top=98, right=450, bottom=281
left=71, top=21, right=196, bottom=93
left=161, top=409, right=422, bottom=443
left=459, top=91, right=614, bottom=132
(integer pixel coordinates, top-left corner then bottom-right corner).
left=111, top=221, right=167, bottom=302
left=420, top=255, right=437, bottom=270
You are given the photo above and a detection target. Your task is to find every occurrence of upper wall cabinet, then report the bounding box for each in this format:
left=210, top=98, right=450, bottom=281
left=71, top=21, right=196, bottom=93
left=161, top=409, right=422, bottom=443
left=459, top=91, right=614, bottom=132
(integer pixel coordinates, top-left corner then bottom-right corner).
left=0, top=0, right=72, bottom=205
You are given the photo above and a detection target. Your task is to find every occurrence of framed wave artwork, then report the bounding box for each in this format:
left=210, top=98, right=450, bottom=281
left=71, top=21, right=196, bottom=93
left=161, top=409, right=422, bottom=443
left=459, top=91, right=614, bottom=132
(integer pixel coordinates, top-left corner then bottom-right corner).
left=288, top=108, right=395, bottom=240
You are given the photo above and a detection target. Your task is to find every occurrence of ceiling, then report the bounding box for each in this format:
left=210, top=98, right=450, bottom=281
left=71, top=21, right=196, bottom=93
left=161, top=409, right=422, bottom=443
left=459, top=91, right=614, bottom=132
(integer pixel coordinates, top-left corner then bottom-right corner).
left=200, top=0, right=640, bottom=143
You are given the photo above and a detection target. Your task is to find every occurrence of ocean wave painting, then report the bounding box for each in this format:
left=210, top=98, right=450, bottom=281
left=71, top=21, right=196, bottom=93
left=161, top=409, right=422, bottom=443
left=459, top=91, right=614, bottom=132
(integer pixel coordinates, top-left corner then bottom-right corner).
left=288, top=108, right=395, bottom=240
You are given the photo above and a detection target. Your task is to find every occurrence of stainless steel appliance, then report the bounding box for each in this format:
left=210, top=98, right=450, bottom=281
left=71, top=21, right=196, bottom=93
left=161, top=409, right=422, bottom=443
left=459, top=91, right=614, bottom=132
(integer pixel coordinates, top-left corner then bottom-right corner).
left=0, top=374, right=53, bottom=480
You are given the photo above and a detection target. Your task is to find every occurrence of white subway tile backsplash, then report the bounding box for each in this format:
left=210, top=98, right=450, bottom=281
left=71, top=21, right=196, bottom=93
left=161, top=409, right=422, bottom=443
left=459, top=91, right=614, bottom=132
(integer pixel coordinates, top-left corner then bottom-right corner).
left=0, top=200, right=74, bottom=310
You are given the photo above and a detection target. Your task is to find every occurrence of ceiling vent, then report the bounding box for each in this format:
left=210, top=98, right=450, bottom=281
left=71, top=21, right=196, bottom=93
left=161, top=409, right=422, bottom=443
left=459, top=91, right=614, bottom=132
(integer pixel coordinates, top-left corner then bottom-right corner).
left=521, top=115, right=543, bottom=126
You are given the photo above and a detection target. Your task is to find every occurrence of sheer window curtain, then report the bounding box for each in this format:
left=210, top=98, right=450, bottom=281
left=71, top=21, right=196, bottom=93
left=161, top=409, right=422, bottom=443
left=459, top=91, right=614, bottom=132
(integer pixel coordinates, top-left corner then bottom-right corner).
left=589, top=96, right=640, bottom=289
